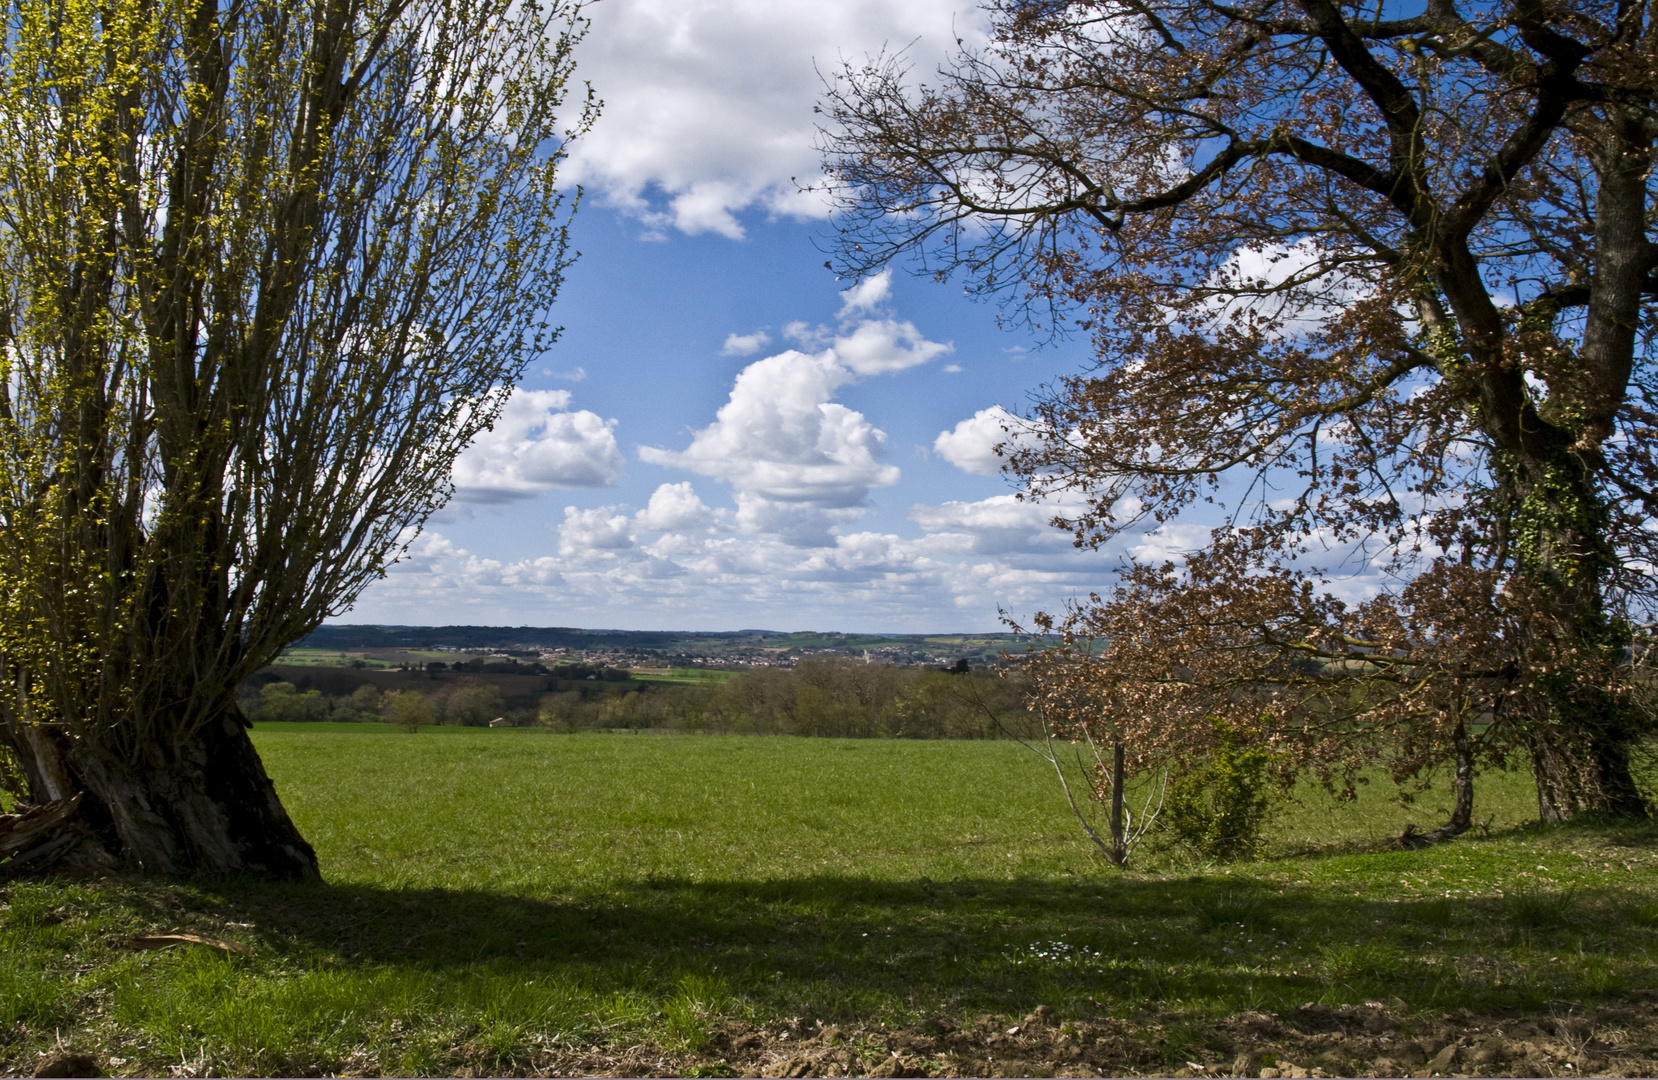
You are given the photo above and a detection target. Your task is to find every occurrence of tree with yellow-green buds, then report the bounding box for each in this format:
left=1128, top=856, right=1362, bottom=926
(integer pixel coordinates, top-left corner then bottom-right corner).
left=0, top=0, right=593, bottom=878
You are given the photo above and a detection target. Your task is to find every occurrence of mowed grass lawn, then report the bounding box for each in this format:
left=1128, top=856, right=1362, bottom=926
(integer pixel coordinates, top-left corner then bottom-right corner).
left=2, top=725, right=1657, bottom=1077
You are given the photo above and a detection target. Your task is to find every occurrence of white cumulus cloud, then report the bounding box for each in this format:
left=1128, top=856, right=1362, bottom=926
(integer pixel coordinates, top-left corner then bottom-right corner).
left=358, top=490, right=1130, bottom=629
left=722, top=330, right=772, bottom=356
left=641, top=349, right=898, bottom=505
left=1196, top=238, right=1372, bottom=337
left=558, top=506, right=637, bottom=556
left=782, top=320, right=828, bottom=349
left=1127, top=522, right=1216, bottom=564
left=832, top=318, right=952, bottom=375
left=640, top=349, right=902, bottom=547
left=451, top=389, right=624, bottom=504
left=933, top=406, right=1032, bottom=476
left=733, top=493, right=869, bottom=547
left=780, top=273, right=952, bottom=375
left=838, top=270, right=892, bottom=314
left=564, top=1, right=989, bottom=238
left=636, top=482, right=719, bottom=532
left=911, top=493, right=1079, bottom=556
left=640, top=279, right=958, bottom=546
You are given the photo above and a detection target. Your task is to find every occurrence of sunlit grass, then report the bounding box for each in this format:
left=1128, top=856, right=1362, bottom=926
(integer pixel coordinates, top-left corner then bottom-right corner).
left=266, top=727, right=1099, bottom=889
left=628, top=668, right=742, bottom=684
left=2, top=726, right=1654, bottom=1076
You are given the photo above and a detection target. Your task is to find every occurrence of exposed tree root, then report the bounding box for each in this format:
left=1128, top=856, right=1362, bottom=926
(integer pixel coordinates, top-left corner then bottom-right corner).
left=1389, top=820, right=1473, bottom=850
left=0, top=794, right=114, bottom=879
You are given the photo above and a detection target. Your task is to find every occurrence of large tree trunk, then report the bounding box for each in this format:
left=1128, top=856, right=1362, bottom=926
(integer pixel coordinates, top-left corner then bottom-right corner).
left=1510, top=449, right=1648, bottom=822
left=1527, top=718, right=1647, bottom=823
left=3, top=708, right=318, bottom=880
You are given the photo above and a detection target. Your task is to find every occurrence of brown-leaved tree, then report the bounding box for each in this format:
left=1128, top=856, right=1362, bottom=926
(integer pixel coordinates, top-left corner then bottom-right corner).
left=822, top=0, right=1657, bottom=826
left=0, top=0, right=591, bottom=877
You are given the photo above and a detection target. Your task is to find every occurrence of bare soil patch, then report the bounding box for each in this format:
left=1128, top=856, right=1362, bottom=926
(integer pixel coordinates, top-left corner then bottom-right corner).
left=358, top=999, right=1658, bottom=1078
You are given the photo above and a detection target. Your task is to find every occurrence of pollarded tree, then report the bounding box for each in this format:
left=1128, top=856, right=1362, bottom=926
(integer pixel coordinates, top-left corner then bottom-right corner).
left=0, top=0, right=592, bottom=877
left=823, top=0, right=1658, bottom=822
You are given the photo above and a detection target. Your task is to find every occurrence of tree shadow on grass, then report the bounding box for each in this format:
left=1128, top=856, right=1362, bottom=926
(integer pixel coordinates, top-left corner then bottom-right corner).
left=155, top=869, right=1652, bottom=1021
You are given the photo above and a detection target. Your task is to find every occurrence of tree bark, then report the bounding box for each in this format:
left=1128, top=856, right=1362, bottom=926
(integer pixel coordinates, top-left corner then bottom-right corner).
left=3, top=708, right=318, bottom=879
left=1109, top=739, right=1127, bottom=866
left=1528, top=720, right=1647, bottom=823
left=0, top=794, right=96, bottom=877
left=1498, top=107, right=1651, bottom=824
left=1424, top=718, right=1474, bottom=842
left=1509, top=451, right=1648, bottom=822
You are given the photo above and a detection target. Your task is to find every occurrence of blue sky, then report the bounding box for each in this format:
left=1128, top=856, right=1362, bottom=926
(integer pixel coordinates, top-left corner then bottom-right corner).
left=340, top=0, right=1177, bottom=633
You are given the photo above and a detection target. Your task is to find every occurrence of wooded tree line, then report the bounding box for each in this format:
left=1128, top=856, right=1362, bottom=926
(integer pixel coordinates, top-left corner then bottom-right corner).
left=549, top=660, right=1022, bottom=738
left=239, top=679, right=509, bottom=728
left=241, top=660, right=1025, bottom=740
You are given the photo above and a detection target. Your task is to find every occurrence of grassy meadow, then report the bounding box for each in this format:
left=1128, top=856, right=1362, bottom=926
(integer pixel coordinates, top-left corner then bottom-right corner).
left=3, top=726, right=1657, bottom=1077
left=628, top=668, right=744, bottom=686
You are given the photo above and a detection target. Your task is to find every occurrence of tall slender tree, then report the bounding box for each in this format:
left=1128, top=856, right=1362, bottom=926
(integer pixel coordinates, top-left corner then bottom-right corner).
left=0, top=0, right=592, bottom=877
left=823, top=0, right=1657, bottom=822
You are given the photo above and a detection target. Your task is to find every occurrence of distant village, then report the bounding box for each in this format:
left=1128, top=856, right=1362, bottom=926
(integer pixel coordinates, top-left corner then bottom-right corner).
left=295, top=625, right=1021, bottom=674
left=419, top=641, right=978, bottom=671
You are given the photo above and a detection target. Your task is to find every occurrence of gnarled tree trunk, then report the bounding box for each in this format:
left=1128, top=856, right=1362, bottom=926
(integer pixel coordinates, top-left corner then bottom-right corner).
left=2, top=707, right=317, bottom=879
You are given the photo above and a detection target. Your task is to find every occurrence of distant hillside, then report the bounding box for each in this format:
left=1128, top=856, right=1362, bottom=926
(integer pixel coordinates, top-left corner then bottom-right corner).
left=302, top=624, right=694, bottom=652
left=302, top=624, right=1025, bottom=663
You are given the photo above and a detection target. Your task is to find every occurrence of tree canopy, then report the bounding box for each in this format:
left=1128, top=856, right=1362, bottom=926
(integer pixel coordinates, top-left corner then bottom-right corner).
left=0, top=0, right=591, bottom=877
left=822, top=0, right=1658, bottom=826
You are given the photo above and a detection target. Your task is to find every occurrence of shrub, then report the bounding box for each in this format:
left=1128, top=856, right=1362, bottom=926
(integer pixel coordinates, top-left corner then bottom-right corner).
left=1161, top=719, right=1276, bottom=860
left=537, top=691, right=584, bottom=731
left=383, top=689, right=436, bottom=733
left=442, top=678, right=507, bottom=726
left=347, top=684, right=383, bottom=719
left=248, top=681, right=330, bottom=724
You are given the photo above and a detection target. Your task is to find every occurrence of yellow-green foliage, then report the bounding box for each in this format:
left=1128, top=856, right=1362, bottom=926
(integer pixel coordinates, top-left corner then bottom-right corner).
left=0, top=0, right=589, bottom=763
left=1161, top=720, right=1279, bottom=860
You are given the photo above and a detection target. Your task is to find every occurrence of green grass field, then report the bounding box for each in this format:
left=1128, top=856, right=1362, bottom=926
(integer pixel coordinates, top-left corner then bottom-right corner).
left=629, top=668, right=744, bottom=685
left=276, top=646, right=488, bottom=668
left=3, top=727, right=1656, bottom=1077
left=274, top=647, right=401, bottom=668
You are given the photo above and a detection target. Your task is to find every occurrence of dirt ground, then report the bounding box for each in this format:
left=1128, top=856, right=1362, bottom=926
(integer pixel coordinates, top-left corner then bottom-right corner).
left=439, top=997, right=1658, bottom=1078
left=18, top=998, right=1658, bottom=1077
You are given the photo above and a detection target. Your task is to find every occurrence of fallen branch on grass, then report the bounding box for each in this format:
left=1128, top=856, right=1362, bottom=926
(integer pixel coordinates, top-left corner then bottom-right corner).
left=125, top=932, right=252, bottom=955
